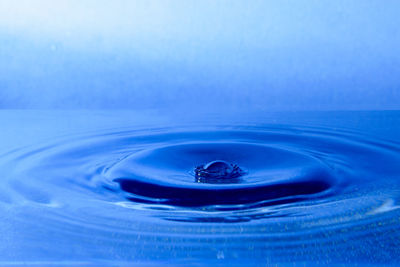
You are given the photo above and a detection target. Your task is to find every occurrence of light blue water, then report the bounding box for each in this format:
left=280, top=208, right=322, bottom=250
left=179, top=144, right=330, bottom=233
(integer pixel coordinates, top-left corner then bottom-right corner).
left=0, top=110, right=399, bottom=265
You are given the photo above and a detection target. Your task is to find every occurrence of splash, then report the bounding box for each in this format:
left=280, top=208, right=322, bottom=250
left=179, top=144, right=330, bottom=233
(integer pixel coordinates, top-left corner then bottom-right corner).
left=194, top=160, right=245, bottom=182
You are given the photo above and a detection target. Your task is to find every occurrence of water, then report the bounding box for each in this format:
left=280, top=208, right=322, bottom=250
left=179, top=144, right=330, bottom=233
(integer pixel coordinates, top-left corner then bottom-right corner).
left=194, top=160, right=245, bottom=181
left=0, top=110, right=399, bottom=265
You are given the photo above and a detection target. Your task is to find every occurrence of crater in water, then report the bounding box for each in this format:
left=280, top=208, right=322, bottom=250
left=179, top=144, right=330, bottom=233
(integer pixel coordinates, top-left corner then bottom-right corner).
left=109, top=141, right=336, bottom=207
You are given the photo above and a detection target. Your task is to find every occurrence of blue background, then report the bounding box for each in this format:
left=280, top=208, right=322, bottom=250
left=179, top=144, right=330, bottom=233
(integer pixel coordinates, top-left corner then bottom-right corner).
left=1, top=2, right=400, bottom=265
left=1, top=0, right=399, bottom=110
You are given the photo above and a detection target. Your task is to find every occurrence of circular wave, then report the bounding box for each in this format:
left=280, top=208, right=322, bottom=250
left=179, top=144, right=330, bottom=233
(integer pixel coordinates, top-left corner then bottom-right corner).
left=3, top=125, right=399, bottom=222
left=108, top=142, right=335, bottom=207
left=1, top=124, right=400, bottom=263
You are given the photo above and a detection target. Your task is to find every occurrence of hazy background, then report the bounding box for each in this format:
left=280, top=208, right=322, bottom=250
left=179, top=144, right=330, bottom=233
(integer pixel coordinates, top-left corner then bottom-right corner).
left=0, top=0, right=399, bottom=110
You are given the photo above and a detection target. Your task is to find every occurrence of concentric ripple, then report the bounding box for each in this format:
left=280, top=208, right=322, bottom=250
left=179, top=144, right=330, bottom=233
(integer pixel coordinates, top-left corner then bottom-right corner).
left=108, top=141, right=335, bottom=207
left=1, top=122, right=400, bottom=263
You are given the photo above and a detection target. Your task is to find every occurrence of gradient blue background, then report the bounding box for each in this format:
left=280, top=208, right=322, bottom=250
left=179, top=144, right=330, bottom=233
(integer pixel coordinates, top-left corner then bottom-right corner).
left=1, top=0, right=399, bottom=110
left=1, top=2, right=400, bottom=265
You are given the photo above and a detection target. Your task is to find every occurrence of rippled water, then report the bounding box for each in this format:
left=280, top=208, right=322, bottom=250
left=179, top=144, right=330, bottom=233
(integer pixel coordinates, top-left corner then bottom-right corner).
left=1, top=110, right=399, bottom=265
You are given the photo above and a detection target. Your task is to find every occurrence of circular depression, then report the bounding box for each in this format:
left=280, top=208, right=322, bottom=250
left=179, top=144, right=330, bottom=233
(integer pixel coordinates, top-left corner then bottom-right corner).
left=107, top=142, right=336, bottom=206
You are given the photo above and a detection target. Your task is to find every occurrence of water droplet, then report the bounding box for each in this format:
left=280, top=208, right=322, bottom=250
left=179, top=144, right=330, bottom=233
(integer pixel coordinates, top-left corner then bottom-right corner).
left=195, top=160, right=244, bottom=180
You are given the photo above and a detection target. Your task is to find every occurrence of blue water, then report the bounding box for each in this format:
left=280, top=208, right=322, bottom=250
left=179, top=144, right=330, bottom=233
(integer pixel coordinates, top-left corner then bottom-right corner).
left=0, top=110, right=399, bottom=265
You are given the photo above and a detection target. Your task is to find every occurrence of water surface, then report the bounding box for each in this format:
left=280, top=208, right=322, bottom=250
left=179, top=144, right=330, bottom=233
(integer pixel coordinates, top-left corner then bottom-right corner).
left=0, top=110, right=399, bottom=265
